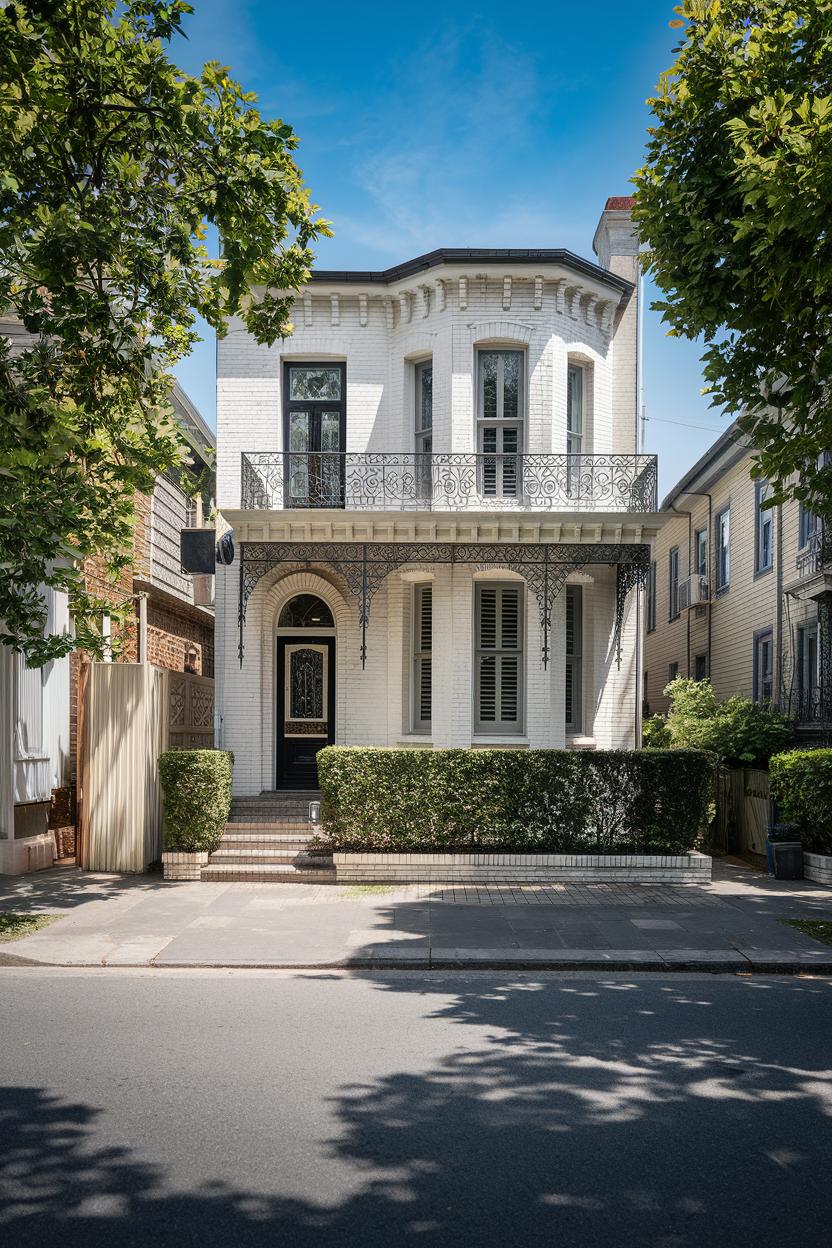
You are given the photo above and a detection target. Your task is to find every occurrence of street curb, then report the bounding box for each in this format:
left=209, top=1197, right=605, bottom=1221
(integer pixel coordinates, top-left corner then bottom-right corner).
left=140, top=951, right=832, bottom=974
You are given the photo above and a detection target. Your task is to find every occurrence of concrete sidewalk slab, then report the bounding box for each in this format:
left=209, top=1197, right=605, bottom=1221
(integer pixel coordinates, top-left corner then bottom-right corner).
left=1, top=858, right=831, bottom=972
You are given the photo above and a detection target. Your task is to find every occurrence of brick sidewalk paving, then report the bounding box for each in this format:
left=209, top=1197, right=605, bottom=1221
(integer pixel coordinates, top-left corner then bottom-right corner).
left=1, top=859, right=831, bottom=971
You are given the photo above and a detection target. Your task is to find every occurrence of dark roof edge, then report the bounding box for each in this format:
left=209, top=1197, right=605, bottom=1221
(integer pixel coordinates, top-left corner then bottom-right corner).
left=309, top=248, right=633, bottom=296
left=660, top=418, right=746, bottom=509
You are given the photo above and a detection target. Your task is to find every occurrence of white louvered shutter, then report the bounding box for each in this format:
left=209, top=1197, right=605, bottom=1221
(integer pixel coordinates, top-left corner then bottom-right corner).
left=476, top=585, right=523, bottom=733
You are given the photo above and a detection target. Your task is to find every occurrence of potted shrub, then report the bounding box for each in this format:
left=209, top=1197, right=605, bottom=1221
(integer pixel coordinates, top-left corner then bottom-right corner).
left=159, top=750, right=234, bottom=880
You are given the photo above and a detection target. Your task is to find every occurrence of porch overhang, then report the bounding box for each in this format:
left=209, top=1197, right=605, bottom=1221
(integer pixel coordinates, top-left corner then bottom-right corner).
left=221, top=508, right=671, bottom=547
left=224, top=513, right=667, bottom=675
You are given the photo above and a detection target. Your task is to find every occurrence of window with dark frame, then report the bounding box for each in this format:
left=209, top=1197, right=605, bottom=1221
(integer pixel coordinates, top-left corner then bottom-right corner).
left=694, top=654, right=708, bottom=681
left=753, top=629, right=773, bottom=703
left=474, top=583, right=524, bottom=734
left=715, top=506, right=730, bottom=591
left=283, top=363, right=346, bottom=507
left=797, top=621, right=819, bottom=715
left=668, top=547, right=680, bottom=620
left=668, top=661, right=679, bottom=684
left=755, top=480, right=773, bottom=573
left=646, top=559, right=657, bottom=633
left=695, top=528, right=708, bottom=579
left=799, top=503, right=819, bottom=549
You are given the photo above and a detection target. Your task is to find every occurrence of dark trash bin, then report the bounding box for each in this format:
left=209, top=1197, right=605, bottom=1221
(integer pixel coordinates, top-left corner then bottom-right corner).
left=766, top=824, right=795, bottom=874
left=772, top=841, right=804, bottom=881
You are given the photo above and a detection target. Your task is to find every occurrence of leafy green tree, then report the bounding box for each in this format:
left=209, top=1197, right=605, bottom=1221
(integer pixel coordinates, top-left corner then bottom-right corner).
left=0, top=0, right=329, bottom=664
left=660, top=676, right=792, bottom=767
left=634, top=1, right=832, bottom=517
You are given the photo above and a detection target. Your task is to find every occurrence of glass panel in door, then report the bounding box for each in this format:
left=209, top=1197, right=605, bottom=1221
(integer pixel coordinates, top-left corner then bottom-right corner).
left=284, top=645, right=328, bottom=738
left=287, top=410, right=311, bottom=503
left=319, top=410, right=342, bottom=505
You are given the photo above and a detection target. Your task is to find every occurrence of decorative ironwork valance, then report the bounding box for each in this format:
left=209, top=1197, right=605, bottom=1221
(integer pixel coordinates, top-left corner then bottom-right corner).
left=236, top=541, right=650, bottom=669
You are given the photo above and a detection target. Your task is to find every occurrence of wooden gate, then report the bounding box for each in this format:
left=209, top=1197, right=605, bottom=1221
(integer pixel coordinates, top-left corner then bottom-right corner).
left=167, top=672, right=214, bottom=750
left=78, top=663, right=215, bottom=872
left=714, top=767, right=771, bottom=858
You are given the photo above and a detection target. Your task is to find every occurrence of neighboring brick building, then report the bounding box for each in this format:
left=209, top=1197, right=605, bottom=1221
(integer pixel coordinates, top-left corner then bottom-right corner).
left=1, top=310, right=216, bottom=870
left=643, top=422, right=830, bottom=742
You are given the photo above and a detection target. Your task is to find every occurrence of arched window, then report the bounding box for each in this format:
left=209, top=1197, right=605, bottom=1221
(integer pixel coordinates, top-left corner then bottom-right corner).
left=278, top=594, right=334, bottom=629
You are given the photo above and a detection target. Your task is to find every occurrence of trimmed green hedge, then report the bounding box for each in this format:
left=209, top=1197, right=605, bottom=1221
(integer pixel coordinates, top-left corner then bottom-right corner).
left=316, top=747, right=716, bottom=854
left=159, top=750, right=234, bottom=853
left=770, top=749, right=832, bottom=854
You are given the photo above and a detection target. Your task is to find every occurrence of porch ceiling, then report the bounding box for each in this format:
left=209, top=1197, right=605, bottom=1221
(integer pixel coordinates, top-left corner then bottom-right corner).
left=222, top=508, right=671, bottom=548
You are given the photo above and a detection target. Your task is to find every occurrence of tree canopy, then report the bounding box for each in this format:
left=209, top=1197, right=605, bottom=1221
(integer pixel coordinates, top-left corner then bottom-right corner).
left=0, top=0, right=330, bottom=664
left=634, top=1, right=832, bottom=517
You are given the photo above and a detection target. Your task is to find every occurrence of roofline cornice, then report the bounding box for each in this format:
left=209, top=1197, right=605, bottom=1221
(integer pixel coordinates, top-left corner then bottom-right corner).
left=308, top=248, right=633, bottom=299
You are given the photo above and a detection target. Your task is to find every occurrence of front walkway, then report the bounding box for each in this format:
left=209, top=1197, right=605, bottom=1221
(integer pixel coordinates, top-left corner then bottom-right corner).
left=2, top=859, right=832, bottom=971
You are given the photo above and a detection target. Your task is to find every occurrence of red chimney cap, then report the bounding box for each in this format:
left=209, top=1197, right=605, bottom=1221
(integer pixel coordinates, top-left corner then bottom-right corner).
left=604, top=196, right=635, bottom=211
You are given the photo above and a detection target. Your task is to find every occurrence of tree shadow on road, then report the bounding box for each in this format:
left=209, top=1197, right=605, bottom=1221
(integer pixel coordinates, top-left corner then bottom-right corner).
left=2, top=970, right=832, bottom=1247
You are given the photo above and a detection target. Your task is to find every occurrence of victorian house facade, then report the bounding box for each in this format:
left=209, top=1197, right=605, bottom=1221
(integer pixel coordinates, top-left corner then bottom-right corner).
left=214, top=198, right=664, bottom=794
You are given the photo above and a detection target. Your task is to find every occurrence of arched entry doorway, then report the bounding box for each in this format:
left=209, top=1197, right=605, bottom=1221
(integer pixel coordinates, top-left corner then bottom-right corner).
left=276, top=594, right=336, bottom=790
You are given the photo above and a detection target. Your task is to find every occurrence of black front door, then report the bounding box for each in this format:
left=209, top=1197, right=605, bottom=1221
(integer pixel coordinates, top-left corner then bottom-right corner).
left=276, top=637, right=336, bottom=789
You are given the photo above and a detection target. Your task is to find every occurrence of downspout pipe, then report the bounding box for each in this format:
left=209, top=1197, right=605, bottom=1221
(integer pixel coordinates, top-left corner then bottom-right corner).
left=669, top=491, right=713, bottom=677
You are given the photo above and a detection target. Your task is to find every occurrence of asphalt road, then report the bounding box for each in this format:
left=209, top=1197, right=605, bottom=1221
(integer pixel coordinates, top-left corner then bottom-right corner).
left=1, top=968, right=831, bottom=1248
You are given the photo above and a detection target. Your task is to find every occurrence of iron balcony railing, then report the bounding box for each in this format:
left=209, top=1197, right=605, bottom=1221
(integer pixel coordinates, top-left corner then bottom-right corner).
left=795, top=528, right=832, bottom=579
left=241, top=452, right=659, bottom=513
left=794, top=687, right=832, bottom=727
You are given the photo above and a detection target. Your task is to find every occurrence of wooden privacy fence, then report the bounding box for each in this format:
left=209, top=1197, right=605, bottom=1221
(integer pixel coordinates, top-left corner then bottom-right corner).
left=713, top=767, right=771, bottom=857
left=77, top=663, right=215, bottom=873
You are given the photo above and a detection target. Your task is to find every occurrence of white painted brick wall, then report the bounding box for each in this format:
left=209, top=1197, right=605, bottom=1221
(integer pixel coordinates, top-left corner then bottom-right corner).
left=217, top=216, right=643, bottom=791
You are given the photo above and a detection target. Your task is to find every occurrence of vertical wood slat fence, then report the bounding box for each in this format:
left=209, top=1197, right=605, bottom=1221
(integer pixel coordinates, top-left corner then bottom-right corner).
left=713, top=767, right=771, bottom=858
left=77, top=663, right=215, bottom=873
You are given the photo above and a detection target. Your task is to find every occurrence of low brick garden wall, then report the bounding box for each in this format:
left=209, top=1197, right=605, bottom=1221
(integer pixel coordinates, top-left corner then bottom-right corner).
left=803, top=853, right=832, bottom=886
left=333, top=851, right=712, bottom=884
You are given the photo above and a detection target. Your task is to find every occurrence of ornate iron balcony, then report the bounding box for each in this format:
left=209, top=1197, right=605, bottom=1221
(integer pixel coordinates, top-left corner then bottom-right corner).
left=795, top=528, right=832, bottom=578
left=794, top=687, right=832, bottom=727
left=241, top=452, right=658, bottom=513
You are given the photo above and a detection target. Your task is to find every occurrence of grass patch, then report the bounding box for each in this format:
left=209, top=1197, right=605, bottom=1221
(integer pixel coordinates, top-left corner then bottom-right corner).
left=0, top=913, right=60, bottom=943
left=340, top=885, right=399, bottom=897
left=785, top=919, right=832, bottom=947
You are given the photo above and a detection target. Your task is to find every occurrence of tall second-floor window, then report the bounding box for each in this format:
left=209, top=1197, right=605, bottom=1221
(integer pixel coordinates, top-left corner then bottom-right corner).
left=695, top=528, right=708, bottom=579
left=414, top=360, right=433, bottom=499
left=799, top=503, right=819, bottom=549
left=477, top=350, right=524, bottom=497
left=755, top=480, right=773, bottom=573
left=715, top=506, right=730, bottom=591
left=668, top=547, right=680, bottom=620
left=567, top=364, right=583, bottom=456
left=414, top=361, right=432, bottom=455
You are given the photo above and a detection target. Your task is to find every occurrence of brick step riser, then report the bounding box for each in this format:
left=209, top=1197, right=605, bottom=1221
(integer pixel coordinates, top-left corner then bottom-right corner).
left=219, top=837, right=317, bottom=849
left=225, top=818, right=316, bottom=828
left=210, top=852, right=332, bottom=865
left=228, top=812, right=318, bottom=820
left=200, top=869, right=337, bottom=884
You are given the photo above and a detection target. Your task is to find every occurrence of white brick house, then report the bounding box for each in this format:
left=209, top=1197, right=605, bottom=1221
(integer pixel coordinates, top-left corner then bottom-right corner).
left=214, top=198, right=665, bottom=793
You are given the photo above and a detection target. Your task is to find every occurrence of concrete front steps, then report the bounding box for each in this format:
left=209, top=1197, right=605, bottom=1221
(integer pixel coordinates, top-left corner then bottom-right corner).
left=201, top=791, right=336, bottom=883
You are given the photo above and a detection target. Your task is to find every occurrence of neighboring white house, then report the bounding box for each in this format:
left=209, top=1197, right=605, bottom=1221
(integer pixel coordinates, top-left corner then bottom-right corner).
left=214, top=197, right=666, bottom=794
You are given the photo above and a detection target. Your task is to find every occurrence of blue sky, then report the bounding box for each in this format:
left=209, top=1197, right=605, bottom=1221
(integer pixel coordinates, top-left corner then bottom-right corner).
left=172, top=0, right=728, bottom=495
